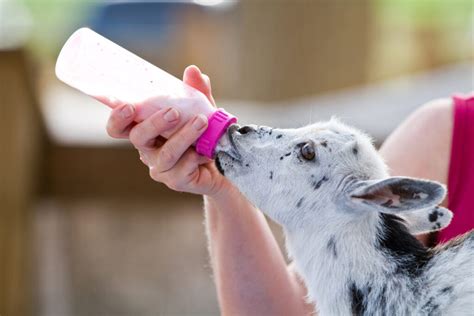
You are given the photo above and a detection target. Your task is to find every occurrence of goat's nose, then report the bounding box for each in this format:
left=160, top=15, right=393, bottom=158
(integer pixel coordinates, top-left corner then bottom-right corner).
left=227, top=124, right=240, bottom=135
left=237, top=125, right=256, bottom=135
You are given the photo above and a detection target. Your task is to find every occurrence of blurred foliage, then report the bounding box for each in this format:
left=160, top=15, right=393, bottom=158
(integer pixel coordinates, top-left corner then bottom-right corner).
left=374, top=0, right=473, bottom=28
left=21, top=0, right=95, bottom=58
left=370, top=0, right=473, bottom=80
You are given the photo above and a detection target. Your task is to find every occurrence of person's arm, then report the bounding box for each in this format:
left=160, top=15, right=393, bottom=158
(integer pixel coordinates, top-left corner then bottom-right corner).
left=379, top=98, right=453, bottom=244
left=105, top=65, right=313, bottom=315
left=204, top=185, right=312, bottom=316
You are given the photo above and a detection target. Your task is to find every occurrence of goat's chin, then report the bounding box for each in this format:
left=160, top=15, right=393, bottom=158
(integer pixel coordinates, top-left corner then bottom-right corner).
left=214, top=151, right=250, bottom=179
left=214, top=156, right=226, bottom=176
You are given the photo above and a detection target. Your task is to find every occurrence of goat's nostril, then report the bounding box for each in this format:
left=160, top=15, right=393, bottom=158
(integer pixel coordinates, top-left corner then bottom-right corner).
left=237, top=125, right=255, bottom=135
left=228, top=124, right=240, bottom=134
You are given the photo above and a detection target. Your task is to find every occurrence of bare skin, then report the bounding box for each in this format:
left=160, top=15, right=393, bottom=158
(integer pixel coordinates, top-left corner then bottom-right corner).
left=105, top=65, right=453, bottom=315
left=380, top=98, right=453, bottom=245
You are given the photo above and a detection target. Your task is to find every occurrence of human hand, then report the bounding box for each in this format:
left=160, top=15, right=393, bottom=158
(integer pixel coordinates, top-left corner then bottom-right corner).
left=105, top=65, right=233, bottom=197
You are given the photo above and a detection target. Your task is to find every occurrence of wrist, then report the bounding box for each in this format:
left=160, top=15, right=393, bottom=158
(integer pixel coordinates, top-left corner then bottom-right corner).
left=205, top=178, right=242, bottom=204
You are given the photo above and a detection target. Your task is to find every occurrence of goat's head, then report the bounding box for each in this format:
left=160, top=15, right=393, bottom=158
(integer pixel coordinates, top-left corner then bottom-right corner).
left=215, top=119, right=452, bottom=234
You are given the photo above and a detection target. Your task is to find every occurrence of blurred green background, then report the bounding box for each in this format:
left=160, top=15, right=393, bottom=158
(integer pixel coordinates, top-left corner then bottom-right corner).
left=1, top=0, right=472, bottom=315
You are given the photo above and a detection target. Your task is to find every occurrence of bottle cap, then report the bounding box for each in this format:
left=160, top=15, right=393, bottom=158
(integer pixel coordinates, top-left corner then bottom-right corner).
left=196, top=109, right=237, bottom=158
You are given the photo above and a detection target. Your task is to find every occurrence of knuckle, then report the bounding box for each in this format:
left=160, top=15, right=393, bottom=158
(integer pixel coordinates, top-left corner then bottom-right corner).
left=166, top=179, right=182, bottom=192
left=171, top=183, right=184, bottom=192
left=157, top=147, right=177, bottom=170
left=187, top=169, right=199, bottom=184
left=150, top=114, right=166, bottom=131
left=139, top=152, right=150, bottom=166
left=129, top=128, right=144, bottom=147
left=179, top=130, right=199, bottom=148
left=173, top=133, right=188, bottom=147
left=106, top=126, right=116, bottom=138
left=148, top=167, right=161, bottom=182
left=106, top=121, right=119, bottom=138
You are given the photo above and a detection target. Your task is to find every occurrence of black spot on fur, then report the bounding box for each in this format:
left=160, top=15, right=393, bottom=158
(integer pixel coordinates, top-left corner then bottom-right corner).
left=269, top=171, right=273, bottom=180
left=285, top=152, right=291, bottom=157
left=421, top=285, right=454, bottom=314
left=378, top=213, right=433, bottom=277
left=441, top=286, right=453, bottom=294
left=276, top=134, right=283, bottom=139
left=296, top=197, right=304, bottom=208
left=421, top=296, right=440, bottom=314
left=280, top=156, right=284, bottom=160
left=245, top=163, right=250, bottom=167
left=350, top=283, right=366, bottom=315
left=215, top=157, right=225, bottom=176
left=379, top=285, right=387, bottom=312
left=320, top=140, right=328, bottom=147
left=313, top=176, right=329, bottom=190
left=429, top=208, right=441, bottom=222
left=327, top=236, right=337, bottom=258
left=352, top=145, right=358, bottom=155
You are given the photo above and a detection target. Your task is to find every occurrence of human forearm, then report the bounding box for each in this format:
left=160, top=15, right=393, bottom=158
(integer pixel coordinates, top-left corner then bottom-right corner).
left=204, top=184, right=310, bottom=315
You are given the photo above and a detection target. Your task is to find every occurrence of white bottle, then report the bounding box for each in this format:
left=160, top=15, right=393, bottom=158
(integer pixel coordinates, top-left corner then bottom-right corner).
left=56, top=28, right=237, bottom=158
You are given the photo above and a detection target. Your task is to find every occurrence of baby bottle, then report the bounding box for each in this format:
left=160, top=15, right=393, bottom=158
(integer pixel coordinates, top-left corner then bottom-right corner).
left=55, top=27, right=237, bottom=158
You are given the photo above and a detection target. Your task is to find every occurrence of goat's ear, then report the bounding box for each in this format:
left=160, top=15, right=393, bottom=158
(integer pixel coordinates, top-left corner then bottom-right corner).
left=348, top=177, right=446, bottom=213
left=399, top=206, right=453, bottom=235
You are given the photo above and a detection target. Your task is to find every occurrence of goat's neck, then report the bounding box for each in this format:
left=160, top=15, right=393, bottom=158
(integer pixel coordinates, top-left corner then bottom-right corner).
left=285, top=212, right=385, bottom=314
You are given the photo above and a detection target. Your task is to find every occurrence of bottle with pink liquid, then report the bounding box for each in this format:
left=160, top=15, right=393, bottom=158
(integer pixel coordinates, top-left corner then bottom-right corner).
left=55, top=28, right=237, bottom=158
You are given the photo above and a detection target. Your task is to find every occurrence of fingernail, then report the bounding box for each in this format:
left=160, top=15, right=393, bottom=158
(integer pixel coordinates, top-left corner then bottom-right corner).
left=120, top=104, right=134, bottom=119
left=163, top=108, right=179, bottom=122
left=193, top=114, right=207, bottom=130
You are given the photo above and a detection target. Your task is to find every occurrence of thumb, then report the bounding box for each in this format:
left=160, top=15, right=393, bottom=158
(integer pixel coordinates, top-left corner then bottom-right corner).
left=183, top=65, right=216, bottom=107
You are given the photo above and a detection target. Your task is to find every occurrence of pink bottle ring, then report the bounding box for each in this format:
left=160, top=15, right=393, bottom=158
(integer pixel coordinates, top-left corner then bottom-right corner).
left=196, top=109, right=237, bottom=158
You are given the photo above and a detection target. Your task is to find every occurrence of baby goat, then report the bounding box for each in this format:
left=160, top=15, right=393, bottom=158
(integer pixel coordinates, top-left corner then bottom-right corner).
left=215, top=119, right=473, bottom=315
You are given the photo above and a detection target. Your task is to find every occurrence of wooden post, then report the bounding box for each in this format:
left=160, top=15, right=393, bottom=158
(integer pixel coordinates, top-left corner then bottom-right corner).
left=0, top=49, right=44, bottom=316
left=238, top=0, right=371, bottom=101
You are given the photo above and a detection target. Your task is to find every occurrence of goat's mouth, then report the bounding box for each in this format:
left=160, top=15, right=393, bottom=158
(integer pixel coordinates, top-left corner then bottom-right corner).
left=215, top=125, right=242, bottom=162
left=214, top=125, right=242, bottom=176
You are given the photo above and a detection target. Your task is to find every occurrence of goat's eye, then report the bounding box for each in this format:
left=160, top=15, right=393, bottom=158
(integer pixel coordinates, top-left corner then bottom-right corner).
left=301, top=142, right=315, bottom=160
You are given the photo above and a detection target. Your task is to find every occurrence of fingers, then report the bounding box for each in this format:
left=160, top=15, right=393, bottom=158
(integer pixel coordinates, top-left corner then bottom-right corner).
left=183, top=65, right=216, bottom=107
left=129, top=107, right=180, bottom=151
left=154, top=114, right=208, bottom=172
left=106, top=104, right=136, bottom=138
left=149, top=149, right=209, bottom=191
left=143, top=114, right=208, bottom=173
left=95, top=96, right=125, bottom=109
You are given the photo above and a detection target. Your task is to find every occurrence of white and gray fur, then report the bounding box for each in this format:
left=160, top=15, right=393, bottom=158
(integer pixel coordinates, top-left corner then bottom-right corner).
left=215, top=118, right=474, bottom=316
